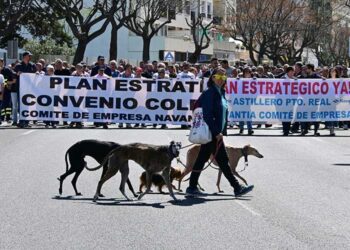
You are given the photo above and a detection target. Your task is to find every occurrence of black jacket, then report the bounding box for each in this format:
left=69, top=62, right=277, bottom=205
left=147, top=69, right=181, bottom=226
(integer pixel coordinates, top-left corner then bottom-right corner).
left=197, top=85, right=228, bottom=137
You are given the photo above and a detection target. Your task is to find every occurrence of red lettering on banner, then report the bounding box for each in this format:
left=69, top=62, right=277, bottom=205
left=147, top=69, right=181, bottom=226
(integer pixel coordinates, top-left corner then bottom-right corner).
left=321, top=82, right=329, bottom=94
left=251, top=81, right=257, bottom=94
left=275, top=82, right=282, bottom=94
left=266, top=81, right=273, bottom=94
left=312, top=82, right=320, bottom=94
left=282, top=82, right=290, bottom=94
left=299, top=82, right=306, bottom=95
left=333, top=81, right=340, bottom=95
left=242, top=81, right=249, bottom=94
left=341, top=82, right=349, bottom=94
left=291, top=82, right=298, bottom=95
left=226, top=81, right=237, bottom=94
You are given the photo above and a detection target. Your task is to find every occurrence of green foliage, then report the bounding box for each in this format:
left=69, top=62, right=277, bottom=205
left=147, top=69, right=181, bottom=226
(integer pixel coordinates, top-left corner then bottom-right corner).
left=23, top=39, right=75, bottom=61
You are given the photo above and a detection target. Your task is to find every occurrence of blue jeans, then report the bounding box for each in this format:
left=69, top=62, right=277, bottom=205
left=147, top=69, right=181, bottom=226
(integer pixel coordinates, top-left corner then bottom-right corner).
left=11, top=92, right=18, bottom=123
left=239, top=121, right=252, bottom=131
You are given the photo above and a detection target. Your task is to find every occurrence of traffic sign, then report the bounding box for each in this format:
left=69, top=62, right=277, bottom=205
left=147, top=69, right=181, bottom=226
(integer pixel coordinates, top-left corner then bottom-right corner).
left=164, top=51, right=175, bottom=62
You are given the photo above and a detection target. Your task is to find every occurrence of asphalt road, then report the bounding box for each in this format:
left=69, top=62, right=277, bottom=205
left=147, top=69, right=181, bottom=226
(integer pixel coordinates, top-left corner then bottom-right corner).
left=0, top=125, right=349, bottom=249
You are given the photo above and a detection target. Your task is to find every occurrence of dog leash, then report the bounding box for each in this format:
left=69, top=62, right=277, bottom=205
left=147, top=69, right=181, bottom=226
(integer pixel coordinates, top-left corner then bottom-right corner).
left=207, top=147, right=249, bottom=172
left=186, top=139, right=223, bottom=174
left=179, top=143, right=195, bottom=150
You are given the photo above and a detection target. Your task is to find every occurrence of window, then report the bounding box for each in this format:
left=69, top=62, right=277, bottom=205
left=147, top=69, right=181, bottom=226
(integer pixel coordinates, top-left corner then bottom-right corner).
left=207, top=3, right=212, bottom=18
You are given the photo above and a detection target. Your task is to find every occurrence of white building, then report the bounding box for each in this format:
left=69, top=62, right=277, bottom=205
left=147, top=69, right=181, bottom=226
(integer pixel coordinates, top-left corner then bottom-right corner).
left=84, top=0, right=214, bottom=64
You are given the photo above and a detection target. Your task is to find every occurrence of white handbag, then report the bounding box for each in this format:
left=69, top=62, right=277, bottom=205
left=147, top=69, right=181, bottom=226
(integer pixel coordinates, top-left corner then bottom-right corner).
left=189, top=107, right=212, bottom=144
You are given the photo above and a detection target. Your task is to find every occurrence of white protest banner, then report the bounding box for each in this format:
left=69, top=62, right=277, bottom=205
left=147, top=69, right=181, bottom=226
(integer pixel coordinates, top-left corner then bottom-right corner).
left=226, top=78, right=350, bottom=123
left=19, top=74, right=203, bottom=124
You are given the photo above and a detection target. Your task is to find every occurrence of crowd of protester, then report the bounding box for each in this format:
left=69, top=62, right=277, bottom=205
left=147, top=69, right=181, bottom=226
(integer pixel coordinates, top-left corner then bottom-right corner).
left=0, top=52, right=349, bottom=135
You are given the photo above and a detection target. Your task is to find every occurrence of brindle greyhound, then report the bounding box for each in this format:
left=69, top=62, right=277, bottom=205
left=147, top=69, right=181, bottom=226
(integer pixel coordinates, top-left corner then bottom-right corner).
left=58, top=140, right=137, bottom=197
left=178, top=144, right=264, bottom=192
left=86, top=141, right=182, bottom=202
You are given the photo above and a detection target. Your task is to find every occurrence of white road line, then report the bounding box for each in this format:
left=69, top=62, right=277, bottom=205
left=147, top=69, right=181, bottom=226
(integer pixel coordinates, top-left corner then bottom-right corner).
left=235, top=200, right=261, bottom=217
left=22, top=130, right=36, bottom=136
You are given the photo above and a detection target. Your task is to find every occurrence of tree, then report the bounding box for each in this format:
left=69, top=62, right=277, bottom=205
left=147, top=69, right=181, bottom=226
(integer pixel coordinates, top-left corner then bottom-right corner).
left=0, top=0, right=33, bottom=44
left=185, top=14, right=213, bottom=63
left=120, top=0, right=181, bottom=62
left=41, top=0, right=119, bottom=64
left=23, top=39, right=75, bottom=62
left=226, top=0, right=347, bottom=65
left=109, top=0, right=132, bottom=60
left=0, top=1, right=73, bottom=51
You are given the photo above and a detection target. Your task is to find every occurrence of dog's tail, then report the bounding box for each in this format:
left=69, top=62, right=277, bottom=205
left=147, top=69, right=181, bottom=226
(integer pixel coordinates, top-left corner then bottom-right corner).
left=85, top=146, right=120, bottom=171
left=85, top=164, right=104, bottom=171
left=65, top=148, right=70, bottom=172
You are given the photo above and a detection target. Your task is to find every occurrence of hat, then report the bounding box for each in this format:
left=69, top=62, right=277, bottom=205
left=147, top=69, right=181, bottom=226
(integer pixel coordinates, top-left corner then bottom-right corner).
left=98, top=66, right=106, bottom=71
left=97, top=55, right=105, bottom=60
left=23, top=51, right=32, bottom=57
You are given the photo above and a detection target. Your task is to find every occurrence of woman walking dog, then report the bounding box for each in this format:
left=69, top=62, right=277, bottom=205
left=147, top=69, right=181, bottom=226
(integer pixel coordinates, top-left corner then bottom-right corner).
left=186, top=67, right=254, bottom=197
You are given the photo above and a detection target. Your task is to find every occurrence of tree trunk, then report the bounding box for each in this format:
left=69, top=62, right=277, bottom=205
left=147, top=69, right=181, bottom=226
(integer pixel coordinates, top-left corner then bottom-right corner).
left=188, top=47, right=201, bottom=63
left=109, top=23, right=118, bottom=60
left=73, top=39, right=88, bottom=65
left=249, top=48, right=257, bottom=66
left=142, top=37, right=151, bottom=62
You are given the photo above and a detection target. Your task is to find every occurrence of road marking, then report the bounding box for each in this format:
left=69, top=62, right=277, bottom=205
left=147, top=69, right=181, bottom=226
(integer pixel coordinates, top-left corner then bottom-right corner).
left=22, top=130, right=36, bottom=136
left=235, top=200, right=261, bottom=216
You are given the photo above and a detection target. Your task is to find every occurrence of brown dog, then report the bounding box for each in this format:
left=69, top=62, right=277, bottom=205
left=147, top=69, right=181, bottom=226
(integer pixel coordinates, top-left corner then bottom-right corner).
left=178, top=144, right=264, bottom=192
left=86, top=141, right=182, bottom=201
left=139, top=167, right=182, bottom=193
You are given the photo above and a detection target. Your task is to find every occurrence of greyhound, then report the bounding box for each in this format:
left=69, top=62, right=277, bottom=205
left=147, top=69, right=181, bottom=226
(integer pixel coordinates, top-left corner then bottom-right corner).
left=85, top=141, right=182, bottom=202
left=58, top=139, right=137, bottom=197
left=178, top=144, right=264, bottom=192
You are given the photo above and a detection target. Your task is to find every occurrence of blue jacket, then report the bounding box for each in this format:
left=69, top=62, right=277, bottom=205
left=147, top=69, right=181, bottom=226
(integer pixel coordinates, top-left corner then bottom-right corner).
left=197, top=85, right=228, bottom=137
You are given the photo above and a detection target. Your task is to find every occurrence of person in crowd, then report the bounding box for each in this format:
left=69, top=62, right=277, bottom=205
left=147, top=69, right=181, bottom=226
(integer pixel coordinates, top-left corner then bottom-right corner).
left=202, top=58, right=219, bottom=78
left=118, top=64, right=134, bottom=128
left=152, top=68, right=169, bottom=129
left=43, top=65, right=58, bottom=128
left=0, top=72, right=4, bottom=125
left=255, top=65, right=268, bottom=78
left=263, top=64, right=275, bottom=78
left=141, top=63, right=154, bottom=79
left=299, top=63, right=321, bottom=136
left=0, top=58, right=14, bottom=124
left=54, top=59, right=71, bottom=76
left=134, top=67, right=144, bottom=79
left=93, top=66, right=110, bottom=129
left=189, top=67, right=198, bottom=78
left=168, top=65, right=177, bottom=78
left=90, top=56, right=112, bottom=76
left=281, top=66, right=296, bottom=136
left=321, top=66, right=330, bottom=79
left=70, top=63, right=88, bottom=128
left=152, top=63, right=168, bottom=79
left=177, top=61, right=195, bottom=80
left=14, top=51, right=36, bottom=128
left=334, top=65, right=350, bottom=130
left=221, top=59, right=234, bottom=77
left=109, top=60, right=120, bottom=77
left=186, top=67, right=254, bottom=197
left=238, top=67, right=254, bottom=135
left=71, top=63, right=89, bottom=77
left=35, top=62, right=45, bottom=75
left=54, top=58, right=71, bottom=126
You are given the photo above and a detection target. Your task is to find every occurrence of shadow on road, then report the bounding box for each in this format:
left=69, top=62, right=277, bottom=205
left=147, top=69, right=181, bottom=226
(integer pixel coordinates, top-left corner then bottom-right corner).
left=52, top=193, right=251, bottom=209
left=332, top=163, right=350, bottom=166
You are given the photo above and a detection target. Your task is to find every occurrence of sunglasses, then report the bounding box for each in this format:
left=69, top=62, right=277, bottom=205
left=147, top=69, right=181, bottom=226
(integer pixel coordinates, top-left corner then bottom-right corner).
left=213, top=74, right=227, bottom=80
